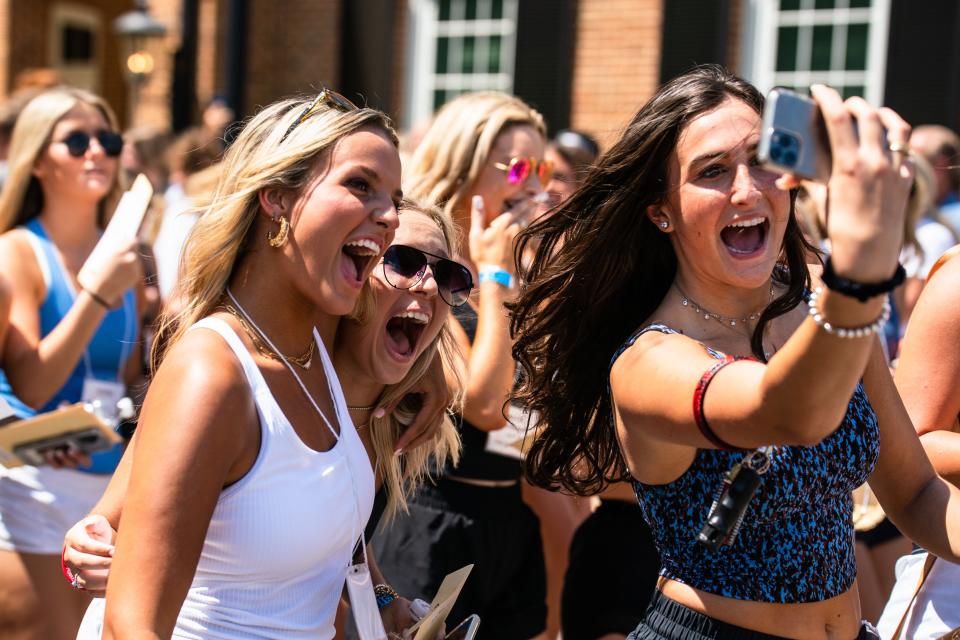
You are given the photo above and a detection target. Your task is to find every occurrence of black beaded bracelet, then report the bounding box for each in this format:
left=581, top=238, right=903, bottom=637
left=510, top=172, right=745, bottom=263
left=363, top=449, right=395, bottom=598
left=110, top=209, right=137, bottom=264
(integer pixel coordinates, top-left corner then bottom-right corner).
left=821, top=257, right=906, bottom=302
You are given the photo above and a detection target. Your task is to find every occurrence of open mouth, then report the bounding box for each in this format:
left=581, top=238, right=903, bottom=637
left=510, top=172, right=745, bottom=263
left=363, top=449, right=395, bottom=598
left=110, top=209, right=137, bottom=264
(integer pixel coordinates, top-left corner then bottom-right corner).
left=384, top=310, right=429, bottom=359
left=341, top=239, right=380, bottom=285
left=720, top=216, right=769, bottom=258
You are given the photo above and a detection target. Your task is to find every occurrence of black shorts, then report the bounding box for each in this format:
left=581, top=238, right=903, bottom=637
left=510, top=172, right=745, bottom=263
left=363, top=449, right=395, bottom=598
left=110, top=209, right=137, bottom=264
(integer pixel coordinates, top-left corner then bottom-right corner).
left=371, top=477, right=547, bottom=640
left=562, top=499, right=660, bottom=640
left=627, top=591, right=881, bottom=639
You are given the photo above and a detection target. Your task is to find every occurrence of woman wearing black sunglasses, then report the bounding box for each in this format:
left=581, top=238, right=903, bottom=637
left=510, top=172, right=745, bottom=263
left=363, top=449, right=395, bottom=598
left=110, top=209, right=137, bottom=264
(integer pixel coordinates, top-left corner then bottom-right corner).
left=374, top=91, right=551, bottom=640
left=0, top=87, right=144, bottom=639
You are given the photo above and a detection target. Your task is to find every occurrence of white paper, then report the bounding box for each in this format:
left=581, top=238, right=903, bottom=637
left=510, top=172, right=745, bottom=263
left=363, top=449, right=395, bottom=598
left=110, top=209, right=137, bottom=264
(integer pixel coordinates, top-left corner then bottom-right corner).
left=84, top=174, right=153, bottom=271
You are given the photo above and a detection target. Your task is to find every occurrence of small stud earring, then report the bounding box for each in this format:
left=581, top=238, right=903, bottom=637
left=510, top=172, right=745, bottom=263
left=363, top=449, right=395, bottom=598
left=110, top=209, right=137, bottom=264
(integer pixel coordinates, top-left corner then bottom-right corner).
left=268, top=216, right=290, bottom=248
left=659, top=220, right=669, bottom=230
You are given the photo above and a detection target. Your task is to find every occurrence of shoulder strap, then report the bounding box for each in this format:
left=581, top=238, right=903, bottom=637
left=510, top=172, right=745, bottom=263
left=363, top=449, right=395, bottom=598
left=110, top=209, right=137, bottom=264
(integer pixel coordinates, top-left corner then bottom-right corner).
left=891, top=553, right=937, bottom=640
left=926, top=245, right=960, bottom=282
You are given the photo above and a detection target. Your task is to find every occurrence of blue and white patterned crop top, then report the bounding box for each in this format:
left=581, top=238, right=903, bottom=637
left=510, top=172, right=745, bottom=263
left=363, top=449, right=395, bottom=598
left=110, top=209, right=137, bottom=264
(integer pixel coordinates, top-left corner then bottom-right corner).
left=611, top=323, right=880, bottom=603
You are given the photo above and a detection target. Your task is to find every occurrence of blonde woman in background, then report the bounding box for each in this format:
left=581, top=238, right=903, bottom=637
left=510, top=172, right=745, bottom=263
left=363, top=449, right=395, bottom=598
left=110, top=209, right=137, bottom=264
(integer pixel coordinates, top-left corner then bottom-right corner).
left=374, top=91, right=551, bottom=640
left=0, top=88, right=144, bottom=640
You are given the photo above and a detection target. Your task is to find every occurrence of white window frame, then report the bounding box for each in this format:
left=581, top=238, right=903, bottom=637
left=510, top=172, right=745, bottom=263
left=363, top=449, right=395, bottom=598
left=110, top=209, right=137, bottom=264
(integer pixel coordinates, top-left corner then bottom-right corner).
left=48, top=2, right=103, bottom=94
left=404, top=0, right=518, bottom=129
left=739, top=0, right=890, bottom=105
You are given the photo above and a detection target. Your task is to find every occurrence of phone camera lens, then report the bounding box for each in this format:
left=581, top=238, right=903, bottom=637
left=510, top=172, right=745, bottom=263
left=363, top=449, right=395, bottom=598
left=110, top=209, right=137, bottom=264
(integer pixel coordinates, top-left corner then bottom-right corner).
left=770, top=130, right=800, bottom=167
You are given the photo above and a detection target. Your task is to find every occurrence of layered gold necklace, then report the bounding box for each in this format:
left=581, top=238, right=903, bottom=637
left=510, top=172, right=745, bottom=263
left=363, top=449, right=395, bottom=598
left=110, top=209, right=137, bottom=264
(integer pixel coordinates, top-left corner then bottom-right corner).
left=221, top=303, right=316, bottom=370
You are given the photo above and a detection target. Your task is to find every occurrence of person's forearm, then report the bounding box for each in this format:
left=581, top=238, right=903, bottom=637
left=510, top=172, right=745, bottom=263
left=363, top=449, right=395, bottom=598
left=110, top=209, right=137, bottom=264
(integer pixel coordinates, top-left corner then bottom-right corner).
left=919, top=430, right=960, bottom=488
left=893, top=474, right=960, bottom=564
left=6, top=292, right=109, bottom=408
left=462, top=283, right=515, bottom=430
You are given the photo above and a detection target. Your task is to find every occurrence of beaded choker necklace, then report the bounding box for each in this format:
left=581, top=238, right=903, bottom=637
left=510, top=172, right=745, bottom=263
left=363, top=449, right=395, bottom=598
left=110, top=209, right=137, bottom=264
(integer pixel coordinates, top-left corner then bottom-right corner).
left=221, top=303, right=316, bottom=369
left=674, top=284, right=773, bottom=328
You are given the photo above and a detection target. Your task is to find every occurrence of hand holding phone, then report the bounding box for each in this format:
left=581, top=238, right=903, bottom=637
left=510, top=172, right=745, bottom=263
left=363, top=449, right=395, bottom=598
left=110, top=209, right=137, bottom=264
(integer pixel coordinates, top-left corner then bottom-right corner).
left=758, top=88, right=832, bottom=182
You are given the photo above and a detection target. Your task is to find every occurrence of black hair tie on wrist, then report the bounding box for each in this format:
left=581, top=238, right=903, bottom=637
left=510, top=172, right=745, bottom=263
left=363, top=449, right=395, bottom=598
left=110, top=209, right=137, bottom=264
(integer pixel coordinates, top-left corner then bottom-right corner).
left=81, top=286, right=112, bottom=310
left=821, top=257, right=906, bottom=302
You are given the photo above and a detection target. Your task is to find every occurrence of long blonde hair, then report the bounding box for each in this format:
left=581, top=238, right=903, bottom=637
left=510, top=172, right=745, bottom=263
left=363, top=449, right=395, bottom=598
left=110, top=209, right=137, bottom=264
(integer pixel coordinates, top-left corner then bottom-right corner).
left=405, top=91, right=546, bottom=219
left=349, top=201, right=463, bottom=522
left=0, top=87, right=124, bottom=232
left=152, top=95, right=398, bottom=370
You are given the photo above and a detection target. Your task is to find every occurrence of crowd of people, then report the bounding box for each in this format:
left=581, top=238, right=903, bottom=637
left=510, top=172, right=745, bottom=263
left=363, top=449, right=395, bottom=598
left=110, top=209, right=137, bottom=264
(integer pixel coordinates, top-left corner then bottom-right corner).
left=0, top=62, right=956, bottom=640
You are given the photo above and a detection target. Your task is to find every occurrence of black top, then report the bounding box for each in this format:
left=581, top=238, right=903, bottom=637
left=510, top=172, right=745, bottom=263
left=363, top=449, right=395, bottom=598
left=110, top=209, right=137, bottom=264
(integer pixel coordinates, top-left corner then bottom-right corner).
left=445, top=303, right=522, bottom=481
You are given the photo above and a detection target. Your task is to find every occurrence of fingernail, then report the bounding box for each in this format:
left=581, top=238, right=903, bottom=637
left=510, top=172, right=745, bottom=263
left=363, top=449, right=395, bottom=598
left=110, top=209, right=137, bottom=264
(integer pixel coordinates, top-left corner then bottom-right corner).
left=472, top=195, right=483, bottom=210
left=394, top=448, right=403, bottom=457
left=373, top=408, right=386, bottom=419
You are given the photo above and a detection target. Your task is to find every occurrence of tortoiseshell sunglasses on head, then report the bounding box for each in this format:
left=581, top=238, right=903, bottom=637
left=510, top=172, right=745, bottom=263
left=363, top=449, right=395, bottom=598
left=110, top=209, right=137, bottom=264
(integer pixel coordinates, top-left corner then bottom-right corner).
left=279, top=88, right=358, bottom=143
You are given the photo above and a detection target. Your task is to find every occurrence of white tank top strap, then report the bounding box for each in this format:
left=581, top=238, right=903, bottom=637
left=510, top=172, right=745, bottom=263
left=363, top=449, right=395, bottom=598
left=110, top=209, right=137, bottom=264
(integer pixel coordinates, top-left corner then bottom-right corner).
left=312, top=327, right=352, bottom=442
left=187, top=316, right=271, bottom=395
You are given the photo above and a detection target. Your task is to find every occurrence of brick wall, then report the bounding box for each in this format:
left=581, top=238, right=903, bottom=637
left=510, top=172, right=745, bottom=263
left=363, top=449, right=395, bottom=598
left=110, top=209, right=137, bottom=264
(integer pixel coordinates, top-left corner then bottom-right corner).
left=569, top=0, right=663, bottom=148
left=244, top=0, right=341, bottom=113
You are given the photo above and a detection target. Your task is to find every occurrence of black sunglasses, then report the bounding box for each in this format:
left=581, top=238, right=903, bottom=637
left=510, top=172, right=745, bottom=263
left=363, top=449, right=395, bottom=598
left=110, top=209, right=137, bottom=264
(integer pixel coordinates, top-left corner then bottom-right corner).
left=381, top=244, right=473, bottom=307
left=59, top=130, right=124, bottom=158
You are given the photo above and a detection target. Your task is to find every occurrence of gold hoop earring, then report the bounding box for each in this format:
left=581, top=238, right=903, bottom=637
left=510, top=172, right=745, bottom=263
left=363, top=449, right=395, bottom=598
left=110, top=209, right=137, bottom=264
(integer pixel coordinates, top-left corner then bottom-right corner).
left=268, top=216, right=289, bottom=248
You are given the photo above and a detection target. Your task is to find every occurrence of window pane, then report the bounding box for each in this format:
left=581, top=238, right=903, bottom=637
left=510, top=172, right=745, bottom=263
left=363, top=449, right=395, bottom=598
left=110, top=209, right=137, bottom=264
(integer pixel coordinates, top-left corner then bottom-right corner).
left=780, top=0, right=800, bottom=10
left=462, top=36, right=476, bottom=74
left=465, top=0, right=477, bottom=20
left=811, top=24, right=833, bottom=71
left=488, top=35, right=502, bottom=73
left=436, top=37, right=449, bottom=74
left=776, top=26, right=799, bottom=72
left=849, top=0, right=871, bottom=7
left=845, top=23, right=869, bottom=70
left=439, top=0, right=451, bottom=21
left=492, top=0, right=503, bottom=19
left=434, top=90, right=446, bottom=110
left=842, top=85, right=865, bottom=99
left=814, top=0, right=835, bottom=8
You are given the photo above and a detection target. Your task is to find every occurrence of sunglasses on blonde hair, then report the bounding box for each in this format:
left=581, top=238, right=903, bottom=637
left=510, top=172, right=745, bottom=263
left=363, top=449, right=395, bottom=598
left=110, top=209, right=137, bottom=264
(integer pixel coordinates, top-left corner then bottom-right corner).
left=494, top=156, right=553, bottom=187
left=279, top=88, right=358, bottom=143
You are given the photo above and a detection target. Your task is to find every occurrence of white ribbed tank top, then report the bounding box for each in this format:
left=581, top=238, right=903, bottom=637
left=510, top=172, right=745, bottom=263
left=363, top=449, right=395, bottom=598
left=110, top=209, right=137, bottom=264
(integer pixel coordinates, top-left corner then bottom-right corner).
left=172, top=317, right=375, bottom=639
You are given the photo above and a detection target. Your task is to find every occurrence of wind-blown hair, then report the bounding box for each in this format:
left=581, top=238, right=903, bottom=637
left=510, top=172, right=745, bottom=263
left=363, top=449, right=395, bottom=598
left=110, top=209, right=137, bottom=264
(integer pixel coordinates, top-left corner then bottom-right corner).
left=405, top=91, right=546, bottom=220
left=349, top=201, right=464, bottom=522
left=151, top=95, right=398, bottom=369
left=0, top=87, right=124, bottom=232
left=509, top=65, right=813, bottom=495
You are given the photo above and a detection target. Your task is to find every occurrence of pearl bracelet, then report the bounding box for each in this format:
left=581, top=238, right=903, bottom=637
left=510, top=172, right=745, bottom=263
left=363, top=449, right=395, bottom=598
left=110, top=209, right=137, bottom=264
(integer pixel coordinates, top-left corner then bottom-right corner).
left=807, top=287, right=891, bottom=338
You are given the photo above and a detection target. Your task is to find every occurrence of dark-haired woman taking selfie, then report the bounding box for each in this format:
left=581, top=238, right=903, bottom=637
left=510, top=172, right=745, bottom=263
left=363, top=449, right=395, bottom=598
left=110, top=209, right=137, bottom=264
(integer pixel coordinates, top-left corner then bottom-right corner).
left=510, top=66, right=960, bottom=639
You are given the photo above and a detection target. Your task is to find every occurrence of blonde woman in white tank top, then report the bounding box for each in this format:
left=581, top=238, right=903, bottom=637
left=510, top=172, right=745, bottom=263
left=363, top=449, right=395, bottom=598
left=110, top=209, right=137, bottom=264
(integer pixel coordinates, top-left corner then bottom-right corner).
left=75, top=93, right=411, bottom=639
left=66, top=202, right=466, bottom=638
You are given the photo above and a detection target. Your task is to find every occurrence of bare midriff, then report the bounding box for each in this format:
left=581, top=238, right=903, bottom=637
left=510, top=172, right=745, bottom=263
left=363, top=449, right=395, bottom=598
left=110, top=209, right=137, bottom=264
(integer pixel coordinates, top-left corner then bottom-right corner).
left=658, top=577, right=863, bottom=640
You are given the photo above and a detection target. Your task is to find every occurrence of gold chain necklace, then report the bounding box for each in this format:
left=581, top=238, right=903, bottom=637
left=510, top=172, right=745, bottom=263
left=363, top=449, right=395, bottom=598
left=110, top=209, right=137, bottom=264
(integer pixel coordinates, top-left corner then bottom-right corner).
left=221, top=303, right=315, bottom=370
left=674, top=284, right=773, bottom=328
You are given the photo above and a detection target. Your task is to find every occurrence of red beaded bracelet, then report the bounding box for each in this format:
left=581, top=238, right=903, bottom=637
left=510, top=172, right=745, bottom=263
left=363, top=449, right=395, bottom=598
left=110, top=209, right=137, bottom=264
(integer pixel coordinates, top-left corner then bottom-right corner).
left=692, top=355, right=753, bottom=451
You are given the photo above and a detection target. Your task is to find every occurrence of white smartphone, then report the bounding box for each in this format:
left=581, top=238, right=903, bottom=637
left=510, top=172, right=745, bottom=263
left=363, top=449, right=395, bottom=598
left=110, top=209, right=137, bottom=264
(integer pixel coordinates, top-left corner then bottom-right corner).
left=444, top=614, right=480, bottom=640
left=758, top=87, right=832, bottom=183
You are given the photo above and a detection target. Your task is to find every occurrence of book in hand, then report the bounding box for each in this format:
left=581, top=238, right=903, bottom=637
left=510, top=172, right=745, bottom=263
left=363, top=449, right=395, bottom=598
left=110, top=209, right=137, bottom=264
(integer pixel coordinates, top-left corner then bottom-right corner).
left=0, top=403, right=121, bottom=468
left=82, top=173, right=153, bottom=272
left=409, top=564, right=474, bottom=640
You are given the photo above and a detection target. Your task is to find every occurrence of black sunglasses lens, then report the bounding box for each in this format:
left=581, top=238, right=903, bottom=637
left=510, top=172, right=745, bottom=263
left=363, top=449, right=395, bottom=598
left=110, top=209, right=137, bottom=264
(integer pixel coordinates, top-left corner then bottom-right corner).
left=383, top=245, right=427, bottom=289
left=63, top=132, right=90, bottom=157
left=97, top=131, right=124, bottom=157
left=434, top=261, right=473, bottom=306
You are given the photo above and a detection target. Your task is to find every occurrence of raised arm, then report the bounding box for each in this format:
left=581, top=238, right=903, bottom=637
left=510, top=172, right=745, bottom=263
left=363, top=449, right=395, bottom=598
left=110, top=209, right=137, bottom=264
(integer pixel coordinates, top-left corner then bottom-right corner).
left=459, top=196, right=522, bottom=431
left=894, top=252, right=960, bottom=486
left=102, top=330, right=257, bottom=638
left=0, top=232, right=141, bottom=409
left=613, top=89, right=915, bottom=483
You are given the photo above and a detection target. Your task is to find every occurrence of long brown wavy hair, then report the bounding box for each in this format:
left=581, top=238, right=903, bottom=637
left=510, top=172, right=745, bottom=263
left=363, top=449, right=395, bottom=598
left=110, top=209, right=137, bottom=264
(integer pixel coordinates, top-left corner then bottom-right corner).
left=508, top=65, right=813, bottom=496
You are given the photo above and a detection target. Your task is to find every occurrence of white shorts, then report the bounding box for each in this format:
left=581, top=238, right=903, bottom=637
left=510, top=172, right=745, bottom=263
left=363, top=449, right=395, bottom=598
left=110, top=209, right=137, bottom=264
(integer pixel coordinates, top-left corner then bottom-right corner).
left=876, top=551, right=960, bottom=640
left=0, top=464, right=111, bottom=555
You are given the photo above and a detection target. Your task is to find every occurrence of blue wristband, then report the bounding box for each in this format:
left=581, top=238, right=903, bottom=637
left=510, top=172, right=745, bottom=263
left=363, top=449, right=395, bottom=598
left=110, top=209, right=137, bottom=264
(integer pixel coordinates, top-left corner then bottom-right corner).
left=478, top=267, right=513, bottom=289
